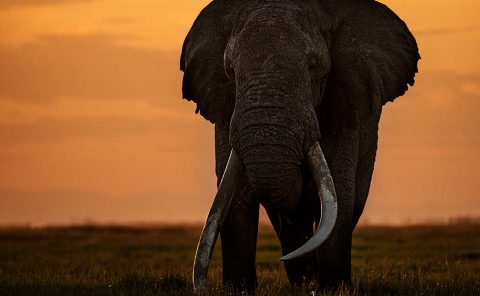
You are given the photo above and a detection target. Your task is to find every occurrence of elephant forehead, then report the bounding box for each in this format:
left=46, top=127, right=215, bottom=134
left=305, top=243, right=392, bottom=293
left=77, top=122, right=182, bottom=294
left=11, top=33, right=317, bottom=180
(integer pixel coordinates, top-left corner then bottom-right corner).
left=231, top=26, right=313, bottom=66
left=233, top=3, right=308, bottom=43
left=242, top=1, right=303, bottom=26
left=229, top=5, right=330, bottom=64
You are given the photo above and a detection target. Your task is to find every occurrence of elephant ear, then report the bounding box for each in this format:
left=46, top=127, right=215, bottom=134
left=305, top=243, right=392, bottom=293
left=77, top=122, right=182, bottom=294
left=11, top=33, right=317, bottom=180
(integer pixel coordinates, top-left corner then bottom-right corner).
left=180, top=1, right=235, bottom=125
left=318, top=0, right=420, bottom=134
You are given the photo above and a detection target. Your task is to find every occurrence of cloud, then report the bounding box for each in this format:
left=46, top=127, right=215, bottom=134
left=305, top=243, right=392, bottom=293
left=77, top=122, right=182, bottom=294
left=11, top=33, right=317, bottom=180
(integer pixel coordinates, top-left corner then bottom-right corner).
left=0, top=116, right=159, bottom=144
left=0, top=33, right=202, bottom=149
left=367, top=69, right=480, bottom=223
left=427, top=71, right=480, bottom=99
left=379, top=70, right=480, bottom=161
left=0, top=0, right=103, bottom=10
left=0, top=188, right=209, bottom=226
left=0, top=34, right=182, bottom=102
left=0, top=111, right=207, bottom=145
left=415, top=26, right=480, bottom=36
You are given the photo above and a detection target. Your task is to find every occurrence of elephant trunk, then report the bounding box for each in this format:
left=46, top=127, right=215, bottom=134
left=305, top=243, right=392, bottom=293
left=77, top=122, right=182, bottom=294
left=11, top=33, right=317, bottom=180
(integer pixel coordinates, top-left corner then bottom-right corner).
left=231, top=103, right=306, bottom=211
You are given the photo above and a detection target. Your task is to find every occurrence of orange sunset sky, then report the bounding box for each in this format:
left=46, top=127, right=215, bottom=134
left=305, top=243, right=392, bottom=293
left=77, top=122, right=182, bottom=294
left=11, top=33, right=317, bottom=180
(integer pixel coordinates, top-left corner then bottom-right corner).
left=0, top=0, right=479, bottom=226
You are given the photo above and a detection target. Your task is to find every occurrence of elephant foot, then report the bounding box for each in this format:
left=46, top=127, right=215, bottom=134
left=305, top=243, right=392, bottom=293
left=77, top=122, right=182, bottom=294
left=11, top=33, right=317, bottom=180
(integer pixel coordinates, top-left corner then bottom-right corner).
left=223, top=280, right=257, bottom=295
left=317, top=268, right=352, bottom=290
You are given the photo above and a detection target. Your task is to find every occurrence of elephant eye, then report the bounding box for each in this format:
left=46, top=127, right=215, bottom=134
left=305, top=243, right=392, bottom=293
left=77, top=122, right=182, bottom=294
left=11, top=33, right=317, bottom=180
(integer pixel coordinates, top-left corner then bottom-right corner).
left=307, top=57, right=319, bottom=72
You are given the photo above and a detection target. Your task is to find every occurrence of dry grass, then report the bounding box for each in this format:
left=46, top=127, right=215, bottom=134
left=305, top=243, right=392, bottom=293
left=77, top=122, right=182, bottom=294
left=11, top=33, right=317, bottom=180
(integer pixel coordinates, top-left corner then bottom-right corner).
left=0, top=223, right=479, bottom=295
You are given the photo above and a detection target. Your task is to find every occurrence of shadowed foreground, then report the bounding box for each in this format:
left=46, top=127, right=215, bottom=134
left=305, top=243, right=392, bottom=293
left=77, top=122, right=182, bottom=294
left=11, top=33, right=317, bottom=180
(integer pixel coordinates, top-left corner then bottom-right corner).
left=0, top=223, right=479, bottom=295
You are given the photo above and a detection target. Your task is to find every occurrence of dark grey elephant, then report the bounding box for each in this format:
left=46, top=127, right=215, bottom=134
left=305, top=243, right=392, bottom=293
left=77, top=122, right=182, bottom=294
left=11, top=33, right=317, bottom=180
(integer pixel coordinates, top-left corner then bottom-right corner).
left=180, top=0, right=419, bottom=292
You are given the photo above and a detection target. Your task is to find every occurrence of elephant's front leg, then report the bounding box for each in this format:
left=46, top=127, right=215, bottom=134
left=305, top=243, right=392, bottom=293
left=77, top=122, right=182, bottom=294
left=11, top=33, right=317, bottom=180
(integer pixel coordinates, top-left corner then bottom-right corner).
left=215, top=124, right=259, bottom=293
left=316, top=130, right=359, bottom=288
left=265, top=183, right=319, bottom=287
left=221, top=184, right=259, bottom=292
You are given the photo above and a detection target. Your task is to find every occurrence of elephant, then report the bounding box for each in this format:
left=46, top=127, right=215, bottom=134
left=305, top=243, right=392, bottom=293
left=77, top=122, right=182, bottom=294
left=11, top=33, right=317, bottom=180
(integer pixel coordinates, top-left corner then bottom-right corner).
left=180, top=0, right=419, bottom=293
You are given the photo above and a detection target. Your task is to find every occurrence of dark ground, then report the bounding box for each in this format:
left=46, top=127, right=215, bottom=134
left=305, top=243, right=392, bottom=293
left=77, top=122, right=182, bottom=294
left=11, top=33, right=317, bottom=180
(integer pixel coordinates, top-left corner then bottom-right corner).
left=0, top=222, right=479, bottom=295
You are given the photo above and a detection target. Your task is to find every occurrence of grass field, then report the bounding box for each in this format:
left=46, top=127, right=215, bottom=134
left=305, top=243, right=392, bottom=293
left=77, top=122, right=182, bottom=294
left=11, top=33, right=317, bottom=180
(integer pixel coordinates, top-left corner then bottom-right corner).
left=0, top=223, right=479, bottom=295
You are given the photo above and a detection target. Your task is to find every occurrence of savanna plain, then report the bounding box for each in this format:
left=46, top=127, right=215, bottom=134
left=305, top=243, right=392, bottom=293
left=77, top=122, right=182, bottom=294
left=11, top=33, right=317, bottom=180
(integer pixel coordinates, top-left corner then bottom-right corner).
left=1, top=221, right=479, bottom=295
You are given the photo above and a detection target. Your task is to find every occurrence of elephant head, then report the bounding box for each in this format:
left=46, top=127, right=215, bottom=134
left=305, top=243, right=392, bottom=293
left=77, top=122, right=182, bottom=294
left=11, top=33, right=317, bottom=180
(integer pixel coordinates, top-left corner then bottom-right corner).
left=180, top=0, right=419, bottom=291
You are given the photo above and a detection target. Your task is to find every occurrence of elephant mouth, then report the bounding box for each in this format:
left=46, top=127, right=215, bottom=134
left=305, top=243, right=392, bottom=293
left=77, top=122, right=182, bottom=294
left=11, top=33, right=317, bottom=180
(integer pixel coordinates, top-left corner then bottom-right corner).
left=192, top=142, right=338, bottom=292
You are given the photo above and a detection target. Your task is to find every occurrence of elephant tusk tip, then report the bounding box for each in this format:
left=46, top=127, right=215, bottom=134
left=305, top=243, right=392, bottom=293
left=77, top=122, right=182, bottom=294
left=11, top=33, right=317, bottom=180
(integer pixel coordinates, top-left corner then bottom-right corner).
left=278, top=248, right=313, bottom=261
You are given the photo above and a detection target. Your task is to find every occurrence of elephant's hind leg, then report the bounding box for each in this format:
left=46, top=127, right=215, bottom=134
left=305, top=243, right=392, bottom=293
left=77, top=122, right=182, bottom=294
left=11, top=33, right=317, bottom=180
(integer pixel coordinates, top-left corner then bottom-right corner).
left=353, top=112, right=380, bottom=228
left=353, top=140, right=377, bottom=228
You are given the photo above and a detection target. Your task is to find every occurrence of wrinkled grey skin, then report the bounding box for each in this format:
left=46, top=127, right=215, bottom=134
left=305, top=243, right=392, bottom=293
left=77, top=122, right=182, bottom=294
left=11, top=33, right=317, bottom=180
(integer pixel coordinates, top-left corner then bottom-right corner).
left=181, top=0, right=419, bottom=292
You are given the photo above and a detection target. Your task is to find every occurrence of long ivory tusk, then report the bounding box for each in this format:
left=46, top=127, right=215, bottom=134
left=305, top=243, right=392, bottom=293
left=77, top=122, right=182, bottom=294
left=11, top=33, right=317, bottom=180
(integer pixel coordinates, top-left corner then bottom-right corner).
left=193, top=149, right=242, bottom=292
left=280, top=142, right=338, bottom=261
